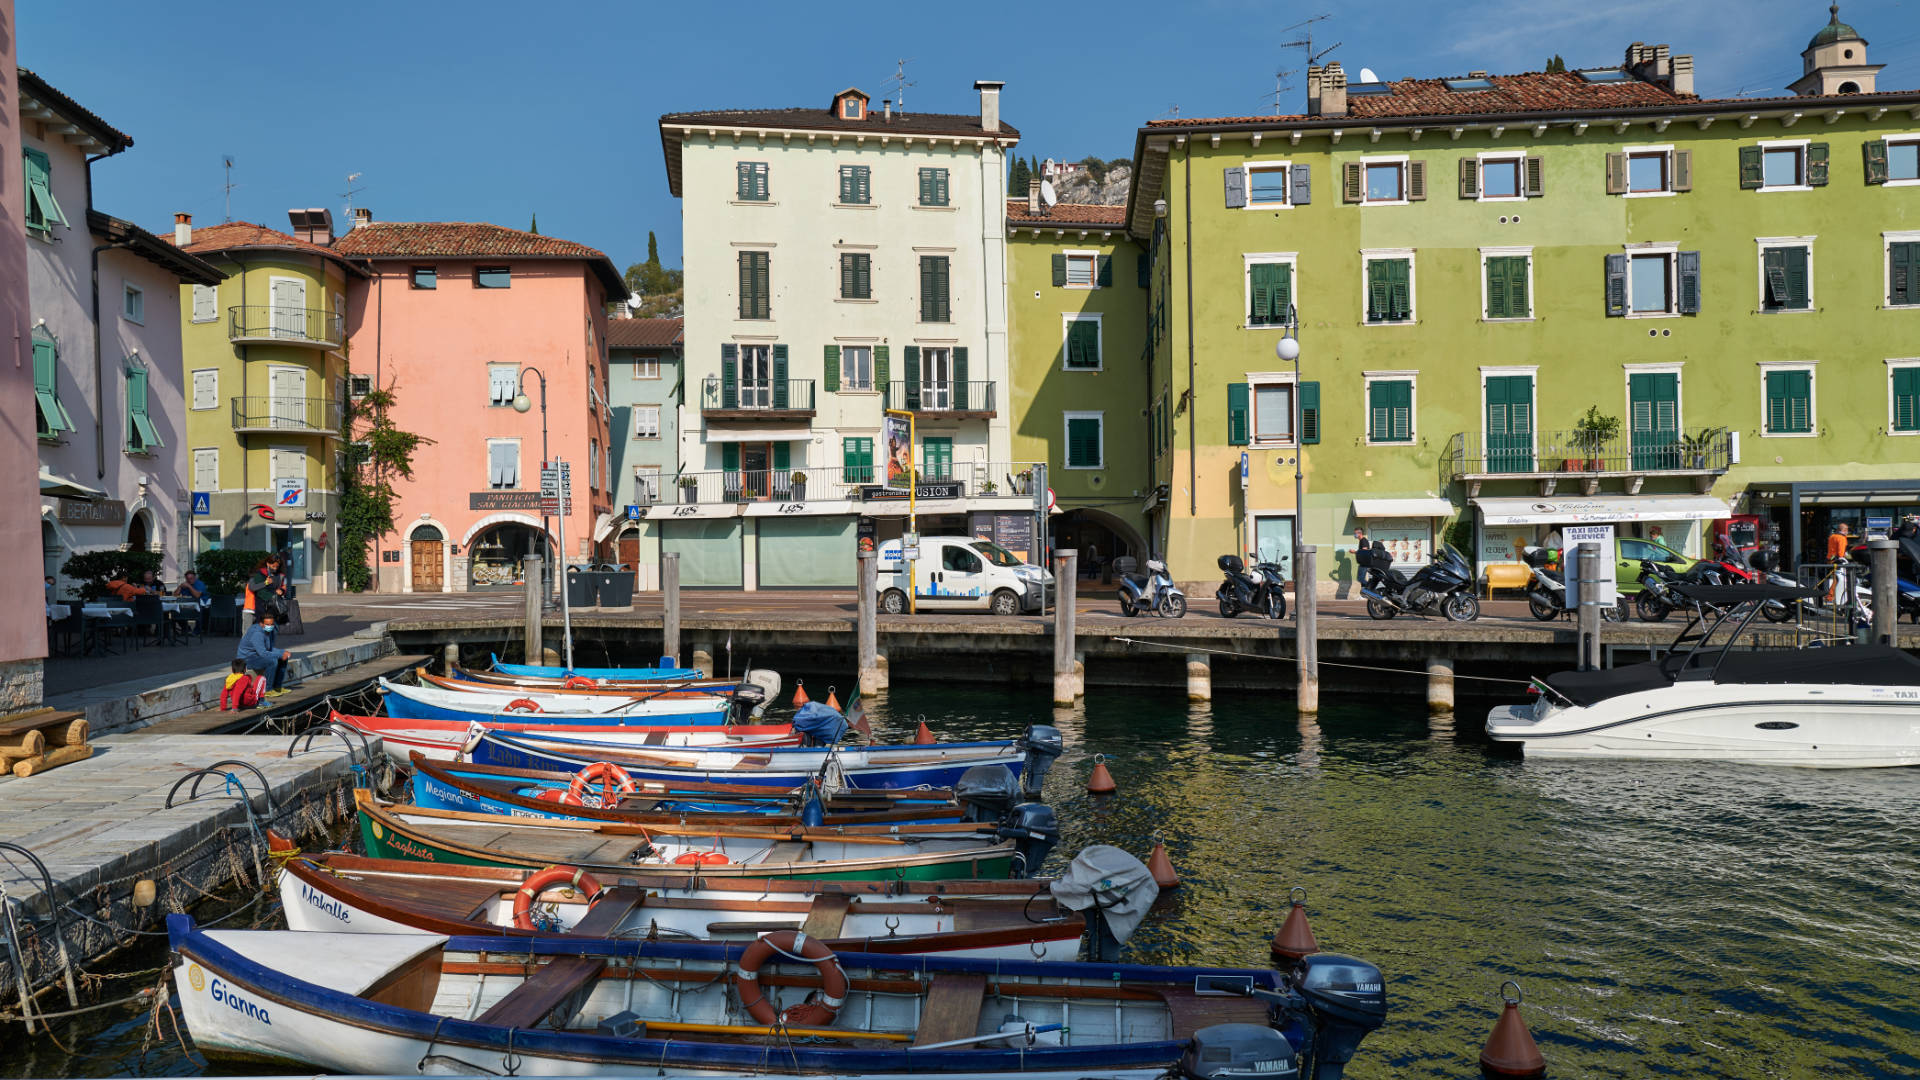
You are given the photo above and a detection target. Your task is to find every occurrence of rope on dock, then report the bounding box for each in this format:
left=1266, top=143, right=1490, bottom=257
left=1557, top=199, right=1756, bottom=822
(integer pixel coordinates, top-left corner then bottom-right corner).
left=1108, top=637, right=1540, bottom=688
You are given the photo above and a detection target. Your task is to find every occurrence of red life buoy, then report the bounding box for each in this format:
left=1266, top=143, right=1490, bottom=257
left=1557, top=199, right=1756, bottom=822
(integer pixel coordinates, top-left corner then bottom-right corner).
left=673, top=850, right=731, bottom=866
left=511, top=865, right=603, bottom=930
left=735, top=930, right=847, bottom=1027
left=503, top=698, right=543, bottom=713
left=563, top=676, right=596, bottom=690
left=534, top=788, right=584, bottom=805
left=568, top=761, right=637, bottom=807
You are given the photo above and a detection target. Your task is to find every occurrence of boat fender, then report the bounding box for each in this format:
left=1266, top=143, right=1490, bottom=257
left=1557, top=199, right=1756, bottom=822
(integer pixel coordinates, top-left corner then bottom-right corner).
left=673, top=851, right=732, bottom=866
left=569, top=761, right=638, bottom=808
left=736, top=930, right=847, bottom=1027
left=503, top=698, right=543, bottom=714
left=512, top=865, right=603, bottom=930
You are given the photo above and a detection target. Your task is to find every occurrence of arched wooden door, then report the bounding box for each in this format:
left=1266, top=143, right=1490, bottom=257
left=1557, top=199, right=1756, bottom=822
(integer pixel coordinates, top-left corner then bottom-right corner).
left=409, top=525, right=444, bottom=592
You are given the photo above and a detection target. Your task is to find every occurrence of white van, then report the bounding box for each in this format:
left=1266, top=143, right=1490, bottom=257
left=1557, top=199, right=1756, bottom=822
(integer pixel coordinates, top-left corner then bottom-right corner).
left=876, top=536, right=1054, bottom=615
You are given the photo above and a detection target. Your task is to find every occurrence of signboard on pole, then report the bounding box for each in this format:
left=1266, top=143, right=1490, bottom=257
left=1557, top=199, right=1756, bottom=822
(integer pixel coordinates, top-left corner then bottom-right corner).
left=1563, top=524, right=1618, bottom=608
left=191, top=491, right=211, bottom=516
left=275, top=478, right=307, bottom=509
left=540, top=464, right=572, bottom=517
left=881, top=414, right=913, bottom=492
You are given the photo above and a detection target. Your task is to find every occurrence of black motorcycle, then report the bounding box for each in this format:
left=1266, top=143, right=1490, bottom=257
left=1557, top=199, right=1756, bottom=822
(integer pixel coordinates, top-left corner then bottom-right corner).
left=1216, top=554, right=1286, bottom=619
left=1634, top=558, right=1734, bottom=622
left=1360, top=542, right=1479, bottom=621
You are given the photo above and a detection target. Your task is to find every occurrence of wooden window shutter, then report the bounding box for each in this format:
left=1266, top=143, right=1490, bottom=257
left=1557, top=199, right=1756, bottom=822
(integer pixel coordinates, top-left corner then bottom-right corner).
left=935, top=257, right=950, bottom=321
left=1389, top=380, right=1412, bottom=441
left=856, top=253, right=870, bottom=298
left=1738, top=146, right=1764, bottom=189
left=1407, top=160, right=1427, bottom=201
left=1389, top=259, right=1411, bottom=320
left=1485, top=258, right=1508, bottom=320
left=755, top=163, right=768, bottom=200
left=874, top=345, right=889, bottom=390
left=736, top=162, right=751, bottom=200
left=859, top=166, right=871, bottom=202
left=1274, top=263, right=1293, bottom=323
left=773, top=442, right=790, bottom=471
left=823, top=344, right=840, bottom=393
left=917, top=168, right=931, bottom=205
left=1342, top=162, right=1363, bottom=203
left=1785, top=246, right=1809, bottom=309
left=1299, top=381, right=1320, bottom=444
left=1136, top=252, right=1150, bottom=289
left=902, top=346, right=920, bottom=409
left=1226, top=383, right=1250, bottom=446
left=1677, top=251, right=1702, bottom=314
left=1507, top=257, right=1529, bottom=319
left=1459, top=157, right=1478, bottom=199
left=738, top=252, right=752, bottom=317
left=1893, top=367, right=1920, bottom=431
left=755, top=252, right=770, bottom=318
left=1051, top=253, right=1067, bottom=287
left=1864, top=140, right=1890, bottom=185
left=1605, top=153, right=1628, bottom=195
left=920, top=257, right=935, bottom=321
left=771, top=345, right=789, bottom=409
left=1224, top=167, right=1247, bottom=208
left=952, top=347, right=969, bottom=410
left=1367, top=262, right=1390, bottom=322
left=723, top=443, right=740, bottom=472
left=1604, top=254, right=1629, bottom=317
left=935, top=169, right=949, bottom=205
left=720, top=344, right=738, bottom=409
left=1291, top=164, right=1311, bottom=205
left=1892, top=243, right=1918, bottom=306
left=840, top=166, right=854, bottom=204
left=1807, top=142, right=1830, bottom=187
left=840, top=254, right=855, bottom=299
left=1096, top=255, right=1112, bottom=287
left=1672, top=150, right=1692, bottom=192
left=1524, top=155, right=1544, bottom=197
left=1250, top=264, right=1271, bottom=324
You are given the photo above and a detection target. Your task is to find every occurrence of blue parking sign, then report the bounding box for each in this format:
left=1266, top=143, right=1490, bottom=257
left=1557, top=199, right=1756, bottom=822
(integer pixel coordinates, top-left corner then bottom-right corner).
left=191, top=491, right=212, bottom=516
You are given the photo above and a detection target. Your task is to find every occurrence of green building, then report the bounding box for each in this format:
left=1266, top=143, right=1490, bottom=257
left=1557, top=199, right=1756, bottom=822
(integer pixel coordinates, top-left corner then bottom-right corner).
left=1127, top=13, right=1920, bottom=592
left=1006, top=193, right=1153, bottom=567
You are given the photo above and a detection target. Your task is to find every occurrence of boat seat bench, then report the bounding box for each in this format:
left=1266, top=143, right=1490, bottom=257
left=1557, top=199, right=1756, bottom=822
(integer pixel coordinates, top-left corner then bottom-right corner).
left=913, top=972, right=987, bottom=1046
left=800, top=894, right=852, bottom=939
left=760, top=841, right=810, bottom=865
left=570, top=886, right=646, bottom=937
left=476, top=955, right=606, bottom=1029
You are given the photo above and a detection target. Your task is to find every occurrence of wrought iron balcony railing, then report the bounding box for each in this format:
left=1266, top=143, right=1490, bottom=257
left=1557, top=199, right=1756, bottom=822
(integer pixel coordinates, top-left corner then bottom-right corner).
left=231, top=395, right=344, bottom=434
left=227, top=305, right=344, bottom=348
left=699, top=378, right=816, bottom=416
left=882, top=380, right=996, bottom=416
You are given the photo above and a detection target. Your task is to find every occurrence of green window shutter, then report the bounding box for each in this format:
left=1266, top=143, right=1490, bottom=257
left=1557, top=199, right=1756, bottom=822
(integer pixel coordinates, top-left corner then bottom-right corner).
left=720, top=343, right=738, bottom=409
left=1765, top=372, right=1787, bottom=433
left=1136, top=252, right=1150, bottom=289
left=1738, top=146, right=1763, bottom=189
left=843, top=437, right=872, bottom=483
left=755, top=252, right=770, bottom=318
left=857, top=253, right=871, bottom=298
left=903, top=345, right=920, bottom=409
left=920, top=257, right=934, bottom=321
left=1893, top=368, right=1920, bottom=432
left=1066, top=418, right=1101, bottom=468
left=874, top=345, right=889, bottom=392
left=1784, top=246, right=1809, bottom=309
left=952, top=347, right=969, bottom=410
left=1271, top=263, right=1293, bottom=324
left=1789, top=370, right=1811, bottom=432
left=1249, top=264, right=1271, bottom=325
left=1865, top=140, right=1890, bottom=185
left=1486, top=258, right=1509, bottom=319
left=754, top=163, right=768, bottom=200
left=824, top=345, right=840, bottom=393
left=1370, top=380, right=1412, bottom=442
left=840, top=254, right=854, bottom=299
left=771, top=345, right=789, bottom=409
left=1892, top=243, right=1919, bottom=306
left=1096, top=255, right=1112, bottom=287
left=1388, top=380, right=1412, bottom=441
left=32, top=337, right=71, bottom=434
left=1299, top=381, right=1320, bottom=444
left=936, top=169, right=949, bottom=206
left=935, top=257, right=950, bottom=321
left=736, top=162, right=751, bottom=201
left=1677, top=251, right=1702, bottom=314
left=1226, top=383, right=1250, bottom=446
left=1458, top=156, right=1478, bottom=198
left=1763, top=247, right=1788, bottom=309
left=1767, top=371, right=1812, bottom=433
left=1604, top=253, right=1629, bottom=317
left=1389, top=259, right=1411, bottom=320
left=1367, top=262, right=1389, bottom=322
left=23, top=147, right=66, bottom=231
left=1506, top=257, right=1529, bottom=319
left=723, top=443, right=740, bottom=472
left=773, top=442, right=791, bottom=472
left=1066, top=321, right=1100, bottom=368
left=126, top=367, right=162, bottom=451
left=917, top=168, right=930, bottom=205
left=1368, top=380, right=1388, bottom=441
left=840, top=167, right=853, bottom=204
left=1807, top=142, right=1829, bottom=187
left=922, top=436, right=952, bottom=478
left=1051, top=253, right=1067, bottom=287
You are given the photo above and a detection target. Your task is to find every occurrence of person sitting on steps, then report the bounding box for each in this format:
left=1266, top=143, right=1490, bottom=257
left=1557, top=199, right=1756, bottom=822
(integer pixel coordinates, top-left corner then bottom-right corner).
left=237, top=611, right=294, bottom=699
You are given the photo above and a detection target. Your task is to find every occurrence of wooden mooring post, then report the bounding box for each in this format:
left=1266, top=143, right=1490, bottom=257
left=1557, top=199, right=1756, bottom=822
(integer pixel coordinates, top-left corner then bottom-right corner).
left=522, top=554, right=544, bottom=665
left=1296, top=545, right=1318, bottom=715
left=1053, top=549, right=1079, bottom=706
left=857, top=549, right=887, bottom=693
left=1870, top=539, right=1896, bottom=647
left=661, top=552, right=681, bottom=665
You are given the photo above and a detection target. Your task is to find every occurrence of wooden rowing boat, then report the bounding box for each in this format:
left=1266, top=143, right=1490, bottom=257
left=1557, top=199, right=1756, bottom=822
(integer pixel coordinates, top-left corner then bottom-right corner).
left=379, top=679, right=735, bottom=723
left=333, top=712, right=798, bottom=765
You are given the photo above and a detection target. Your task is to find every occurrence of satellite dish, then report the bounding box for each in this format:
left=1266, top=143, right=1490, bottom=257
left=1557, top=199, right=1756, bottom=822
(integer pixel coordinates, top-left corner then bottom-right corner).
left=1040, top=180, right=1057, bottom=207
left=1360, top=67, right=1380, bottom=84
left=625, top=295, right=643, bottom=312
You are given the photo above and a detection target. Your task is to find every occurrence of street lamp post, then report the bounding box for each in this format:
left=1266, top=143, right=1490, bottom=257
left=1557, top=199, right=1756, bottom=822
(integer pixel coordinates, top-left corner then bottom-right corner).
left=511, top=369, right=552, bottom=605
left=1276, top=313, right=1303, bottom=567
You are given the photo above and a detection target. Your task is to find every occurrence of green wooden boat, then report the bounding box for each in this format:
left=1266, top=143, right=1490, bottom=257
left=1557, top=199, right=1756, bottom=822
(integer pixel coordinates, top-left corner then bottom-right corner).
left=354, top=791, right=1018, bottom=881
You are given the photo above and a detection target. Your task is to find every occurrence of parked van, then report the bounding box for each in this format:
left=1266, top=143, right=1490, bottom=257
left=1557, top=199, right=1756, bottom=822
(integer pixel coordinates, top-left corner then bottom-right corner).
left=875, top=536, right=1053, bottom=615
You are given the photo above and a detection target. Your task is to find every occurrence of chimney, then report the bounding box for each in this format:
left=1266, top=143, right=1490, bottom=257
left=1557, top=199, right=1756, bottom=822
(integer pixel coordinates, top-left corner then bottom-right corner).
left=883, top=99, right=892, bottom=121
left=352, top=207, right=372, bottom=230
left=173, top=212, right=191, bottom=247
left=1468, top=70, right=1488, bottom=78
left=1320, top=62, right=1348, bottom=118
left=1626, top=42, right=1680, bottom=89
left=1028, top=178, right=1043, bottom=215
left=288, top=208, right=335, bottom=245
left=974, top=80, right=1005, bottom=133
left=1307, top=64, right=1324, bottom=115
left=1671, top=54, right=1695, bottom=96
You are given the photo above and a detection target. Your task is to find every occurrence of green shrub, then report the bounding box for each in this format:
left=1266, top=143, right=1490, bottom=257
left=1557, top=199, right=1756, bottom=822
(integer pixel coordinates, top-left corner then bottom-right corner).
left=194, top=548, right=270, bottom=597
left=60, top=550, right=164, bottom=600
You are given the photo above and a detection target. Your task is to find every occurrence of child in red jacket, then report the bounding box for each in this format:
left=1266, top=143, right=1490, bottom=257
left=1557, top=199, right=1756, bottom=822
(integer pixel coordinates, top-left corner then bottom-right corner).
left=219, top=660, right=263, bottom=710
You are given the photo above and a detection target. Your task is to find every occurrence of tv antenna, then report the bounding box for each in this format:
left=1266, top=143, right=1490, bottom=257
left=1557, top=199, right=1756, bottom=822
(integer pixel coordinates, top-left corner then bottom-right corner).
left=1267, top=67, right=1300, bottom=114
left=340, top=171, right=365, bottom=220
left=221, top=155, right=237, bottom=222
left=1278, top=14, right=1341, bottom=106
left=882, top=58, right=917, bottom=111
left=1154, top=104, right=1181, bottom=121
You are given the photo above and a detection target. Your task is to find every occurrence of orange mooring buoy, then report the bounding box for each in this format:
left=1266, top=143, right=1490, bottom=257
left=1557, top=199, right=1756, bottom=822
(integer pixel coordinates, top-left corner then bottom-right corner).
left=825, top=687, right=841, bottom=711
left=792, top=680, right=809, bottom=706
left=1086, top=753, right=1117, bottom=794
left=915, top=720, right=936, bottom=744
left=1479, top=981, right=1546, bottom=1079
left=1270, top=886, right=1321, bottom=961
left=1146, top=841, right=1180, bottom=888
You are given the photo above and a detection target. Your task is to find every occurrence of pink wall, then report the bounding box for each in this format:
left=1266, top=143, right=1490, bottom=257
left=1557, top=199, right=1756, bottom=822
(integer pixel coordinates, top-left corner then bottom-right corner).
left=0, top=0, right=49, bottom=672
left=348, top=257, right=611, bottom=590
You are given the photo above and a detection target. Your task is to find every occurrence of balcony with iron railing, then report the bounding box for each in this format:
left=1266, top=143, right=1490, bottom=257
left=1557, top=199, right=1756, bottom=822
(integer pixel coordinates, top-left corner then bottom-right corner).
left=882, top=380, right=997, bottom=418
left=1443, top=426, right=1734, bottom=497
left=227, top=305, right=344, bottom=349
left=638, top=460, right=1044, bottom=510
left=700, top=378, right=816, bottom=419
left=231, top=396, right=345, bottom=436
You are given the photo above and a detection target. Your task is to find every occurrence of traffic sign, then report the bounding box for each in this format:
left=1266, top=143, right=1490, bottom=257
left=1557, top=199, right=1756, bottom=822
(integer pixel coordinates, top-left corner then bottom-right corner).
left=190, top=491, right=211, bottom=516
left=1045, top=487, right=1057, bottom=513
left=625, top=504, right=641, bottom=521
left=540, top=463, right=573, bottom=517
left=276, top=478, right=307, bottom=508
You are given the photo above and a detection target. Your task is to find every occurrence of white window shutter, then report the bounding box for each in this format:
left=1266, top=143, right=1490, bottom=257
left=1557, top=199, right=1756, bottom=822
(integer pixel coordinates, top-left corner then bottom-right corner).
left=192, top=284, right=217, bottom=323
left=193, top=370, right=218, bottom=410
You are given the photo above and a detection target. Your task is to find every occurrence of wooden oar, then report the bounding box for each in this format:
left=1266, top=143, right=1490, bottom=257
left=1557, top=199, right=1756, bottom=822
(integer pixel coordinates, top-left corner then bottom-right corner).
left=631, top=1018, right=909, bottom=1042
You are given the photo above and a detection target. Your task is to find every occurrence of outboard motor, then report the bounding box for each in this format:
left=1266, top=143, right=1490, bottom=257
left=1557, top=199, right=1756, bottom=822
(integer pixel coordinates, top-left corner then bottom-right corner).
left=953, top=764, right=1020, bottom=824
left=1290, top=954, right=1387, bottom=1080
left=740, top=669, right=782, bottom=718
left=1019, top=725, right=1063, bottom=799
left=1179, top=1023, right=1300, bottom=1080
left=996, top=802, right=1058, bottom=878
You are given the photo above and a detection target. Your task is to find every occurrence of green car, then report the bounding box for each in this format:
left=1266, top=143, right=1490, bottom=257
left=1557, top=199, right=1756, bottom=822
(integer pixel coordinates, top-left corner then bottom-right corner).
left=1615, top=536, right=1693, bottom=595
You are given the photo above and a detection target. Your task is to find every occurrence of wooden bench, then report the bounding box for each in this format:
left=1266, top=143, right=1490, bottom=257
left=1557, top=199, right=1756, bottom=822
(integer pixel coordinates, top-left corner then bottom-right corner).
left=0, top=709, right=90, bottom=778
left=569, top=887, right=645, bottom=937
left=476, top=955, right=606, bottom=1029
left=799, top=894, right=852, bottom=940
left=912, top=972, right=986, bottom=1046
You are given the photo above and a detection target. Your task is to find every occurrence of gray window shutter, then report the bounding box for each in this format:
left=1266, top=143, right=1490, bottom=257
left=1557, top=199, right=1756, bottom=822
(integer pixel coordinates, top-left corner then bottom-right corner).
left=1051, top=253, right=1067, bottom=287
left=1459, top=157, right=1479, bottom=199
left=1808, top=142, right=1830, bottom=187
left=1524, top=155, right=1544, bottom=197
left=1290, top=164, right=1310, bottom=205
left=1224, top=167, right=1247, bottom=208
left=1604, top=254, right=1629, bottom=317
left=1606, top=153, right=1627, bottom=195
left=1672, top=150, right=1692, bottom=192
left=1677, top=251, right=1701, bottom=315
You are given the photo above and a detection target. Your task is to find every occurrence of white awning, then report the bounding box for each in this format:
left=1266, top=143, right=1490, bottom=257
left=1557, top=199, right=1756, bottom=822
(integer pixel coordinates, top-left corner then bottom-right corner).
left=742, top=500, right=856, bottom=518
left=592, top=512, right=619, bottom=542
left=39, top=469, right=104, bottom=500
left=1352, top=497, right=1455, bottom=518
left=702, top=426, right=812, bottom=443
left=1473, top=494, right=1731, bottom=526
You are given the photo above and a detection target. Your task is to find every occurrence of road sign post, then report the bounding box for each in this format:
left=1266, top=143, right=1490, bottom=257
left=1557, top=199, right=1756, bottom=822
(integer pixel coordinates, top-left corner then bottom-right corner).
left=544, top=462, right=575, bottom=670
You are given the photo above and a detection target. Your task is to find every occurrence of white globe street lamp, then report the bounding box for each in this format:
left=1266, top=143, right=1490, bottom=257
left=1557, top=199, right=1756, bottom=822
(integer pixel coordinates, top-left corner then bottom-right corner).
left=1277, top=318, right=1304, bottom=577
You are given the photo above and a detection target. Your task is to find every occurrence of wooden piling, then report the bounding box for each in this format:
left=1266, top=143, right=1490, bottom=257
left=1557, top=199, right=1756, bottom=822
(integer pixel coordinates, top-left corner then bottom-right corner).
left=858, top=550, right=886, bottom=693
left=522, top=554, right=544, bottom=666
left=1870, top=539, right=1896, bottom=647
left=661, top=552, right=682, bottom=665
left=1297, top=545, right=1319, bottom=716
left=1053, top=549, right=1079, bottom=706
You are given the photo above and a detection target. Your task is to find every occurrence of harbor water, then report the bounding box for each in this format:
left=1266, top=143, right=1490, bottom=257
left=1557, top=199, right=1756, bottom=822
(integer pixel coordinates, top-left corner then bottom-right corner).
left=5, top=676, right=1918, bottom=1078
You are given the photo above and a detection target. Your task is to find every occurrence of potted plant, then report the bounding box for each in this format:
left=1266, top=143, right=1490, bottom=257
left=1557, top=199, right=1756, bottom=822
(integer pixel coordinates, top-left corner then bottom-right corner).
left=677, top=475, right=698, bottom=503
left=788, top=471, right=808, bottom=501
left=1012, top=467, right=1034, bottom=495
left=1572, top=406, right=1621, bottom=471
left=981, top=478, right=999, bottom=495
left=1681, top=426, right=1727, bottom=469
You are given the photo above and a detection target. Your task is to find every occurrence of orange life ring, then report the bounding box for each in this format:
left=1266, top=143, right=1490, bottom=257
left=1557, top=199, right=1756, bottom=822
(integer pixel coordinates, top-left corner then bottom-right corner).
left=503, top=698, right=543, bottom=713
left=533, top=788, right=584, bottom=805
left=673, top=850, right=731, bottom=866
left=735, top=930, right=847, bottom=1027
left=568, top=761, right=637, bottom=807
left=511, top=865, right=602, bottom=930
left=563, top=676, right=596, bottom=690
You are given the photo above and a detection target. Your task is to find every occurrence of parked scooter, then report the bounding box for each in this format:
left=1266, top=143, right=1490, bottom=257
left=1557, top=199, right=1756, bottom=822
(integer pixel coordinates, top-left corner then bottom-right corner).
left=1520, top=546, right=1630, bottom=622
left=1117, top=559, right=1187, bottom=618
left=1360, top=541, right=1479, bottom=621
left=1729, top=547, right=1801, bottom=623
left=1216, top=555, right=1286, bottom=619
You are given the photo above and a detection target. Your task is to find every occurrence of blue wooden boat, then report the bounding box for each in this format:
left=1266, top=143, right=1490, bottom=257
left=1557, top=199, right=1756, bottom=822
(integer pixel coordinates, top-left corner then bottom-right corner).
left=492, top=653, right=701, bottom=680
left=380, top=679, right=733, bottom=725
left=168, top=913, right=1388, bottom=1077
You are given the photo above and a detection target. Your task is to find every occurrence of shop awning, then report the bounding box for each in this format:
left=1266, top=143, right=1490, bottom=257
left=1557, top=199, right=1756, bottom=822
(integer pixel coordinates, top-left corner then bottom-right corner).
left=702, top=426, right=812, bottom=443
left=592, top=512, right=619, bottom=542
left=39, top=468, right=103, bottom=500
left=1473, top=494, right=1730, bottom=526
left=1352, top=497, right=1455, bottom=518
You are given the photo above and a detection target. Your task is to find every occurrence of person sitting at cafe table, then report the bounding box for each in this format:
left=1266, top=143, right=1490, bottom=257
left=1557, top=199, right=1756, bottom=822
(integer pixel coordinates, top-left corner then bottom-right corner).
left=103, top=568, right=152, bottom=602
left=176, top=570, right=211, bottom=632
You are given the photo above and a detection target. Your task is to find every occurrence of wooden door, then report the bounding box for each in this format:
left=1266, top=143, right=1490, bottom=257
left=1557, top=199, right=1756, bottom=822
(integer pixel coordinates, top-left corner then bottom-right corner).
left=1483, top=375, right=1533, bottom=473
left=616, top=534, right=639, bottom=568
left=1629, top=372, right=1679, bottom=469
left=410, top=541, right=444, bottom=591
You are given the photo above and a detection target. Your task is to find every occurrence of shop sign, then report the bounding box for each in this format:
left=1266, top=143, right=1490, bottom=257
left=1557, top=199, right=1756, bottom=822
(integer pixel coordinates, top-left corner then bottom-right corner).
left=1479, top=526, right=1531, bottom=567
left=57, top=498, right=126, bottom=526
left=469, top=491, right=544, bottom=511
left=1368, top=517, right=1432, bottom=569
left=1867, top=515, right=1892, bottom=540
left=860, top=481, right=964, bottom=501
left=1563, top=524, right=1619, bottom=606
left=995, top=513, right=1034, bottom=558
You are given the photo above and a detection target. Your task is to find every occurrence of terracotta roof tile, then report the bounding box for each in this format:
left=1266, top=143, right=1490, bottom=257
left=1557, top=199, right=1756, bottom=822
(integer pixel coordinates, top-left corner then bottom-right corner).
left=169, top=220, right=344, bottom=260
left=332, top=221, right=609, bottom=260
left=608, top=318, right=683, bottom=349
left=1148, top=70, right=1687, bottom=127
left=660, top=106, right=1018, bottom=140
left=17, top=68, right=132, bottom=151
left=1005, top=200, right=1127, bottom=226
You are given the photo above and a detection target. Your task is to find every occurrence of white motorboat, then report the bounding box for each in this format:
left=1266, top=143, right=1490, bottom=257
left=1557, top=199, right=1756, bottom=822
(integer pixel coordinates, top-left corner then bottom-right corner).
left=1488, top=583, right=1920, bottom=768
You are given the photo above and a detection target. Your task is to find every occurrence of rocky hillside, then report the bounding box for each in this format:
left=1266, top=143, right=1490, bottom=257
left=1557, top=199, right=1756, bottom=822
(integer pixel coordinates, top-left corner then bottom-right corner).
left=1053, top=163, right=1131, bottom=206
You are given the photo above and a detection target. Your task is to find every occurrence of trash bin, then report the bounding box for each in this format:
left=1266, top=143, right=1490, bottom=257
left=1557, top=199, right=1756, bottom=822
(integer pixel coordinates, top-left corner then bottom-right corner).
left=566, top=568, right=598, bottom=608
left=598, top=570, right=635, bottom=608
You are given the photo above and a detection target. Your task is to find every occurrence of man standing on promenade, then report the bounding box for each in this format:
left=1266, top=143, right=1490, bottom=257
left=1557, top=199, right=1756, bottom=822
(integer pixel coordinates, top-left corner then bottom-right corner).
left=237, top=611, right=293, bottom=698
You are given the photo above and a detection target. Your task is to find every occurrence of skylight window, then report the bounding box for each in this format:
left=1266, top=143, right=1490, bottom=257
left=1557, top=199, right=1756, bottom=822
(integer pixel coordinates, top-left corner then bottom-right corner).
left=1444, top=78, right=1496, bottom=91
left=1348, top=82, right=1394, bottom=96
left=1578, top=69, right=1635, bottom=83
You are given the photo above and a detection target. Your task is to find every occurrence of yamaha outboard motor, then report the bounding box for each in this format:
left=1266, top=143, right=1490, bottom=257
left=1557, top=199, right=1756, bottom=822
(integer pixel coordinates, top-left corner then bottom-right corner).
left=1019, top=725, right=1063, bottom=799
left=740, top=669, right=782, bottom=718
left=996, top=802, right=1059, bottom=878
left=954, top=764, right=1020, bottom=824
left=1291, top=954, right=1387, bottom=1080
left=1180, top=1023, right=1300, bottom=1080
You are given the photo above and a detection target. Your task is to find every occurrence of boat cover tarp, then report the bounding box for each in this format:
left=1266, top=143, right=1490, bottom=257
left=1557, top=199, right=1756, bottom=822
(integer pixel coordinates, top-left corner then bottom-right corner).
left=1047, top=845, right=1159, bottom=946
left=792, top=701, right=849, bottom=745
left=1710, top=644, right=1920, bottom=686
left=1544, top=661, right=1673, bottom=707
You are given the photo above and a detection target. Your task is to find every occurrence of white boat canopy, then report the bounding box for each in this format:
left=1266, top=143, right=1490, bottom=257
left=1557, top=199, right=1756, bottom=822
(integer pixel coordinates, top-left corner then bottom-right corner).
left=1473, top=494, right=1731, bottom=526
left=1352, top=497, right=1456, bottom=518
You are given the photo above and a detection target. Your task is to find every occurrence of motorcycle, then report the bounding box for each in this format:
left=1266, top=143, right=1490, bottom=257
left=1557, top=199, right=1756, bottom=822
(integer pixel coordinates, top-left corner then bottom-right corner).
left=1730, top=547, right=1801, bottom=623
left=1521, top=546, right=1630, bottom=623
left=1360, top=541, right=1479, bottom=621
left=1216, top=554, right=1286, bottom=619
left=1117, top=559, right=1187, bottom=618
left=1634, top=558, right=1741, bottom=622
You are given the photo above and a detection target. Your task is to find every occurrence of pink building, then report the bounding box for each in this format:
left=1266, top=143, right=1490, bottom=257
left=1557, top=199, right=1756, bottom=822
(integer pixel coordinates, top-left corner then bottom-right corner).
left=337, top=214, right=627, bottom=592
left=1, top=8, right=45, bottom=708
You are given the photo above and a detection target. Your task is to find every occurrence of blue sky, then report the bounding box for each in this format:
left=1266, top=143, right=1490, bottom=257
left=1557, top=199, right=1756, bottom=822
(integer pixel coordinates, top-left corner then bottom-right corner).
left=20, top=0, right=1917, bottom=275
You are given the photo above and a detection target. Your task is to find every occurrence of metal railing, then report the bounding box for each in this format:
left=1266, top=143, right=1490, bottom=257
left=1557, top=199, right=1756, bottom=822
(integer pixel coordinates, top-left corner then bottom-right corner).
left=653, top=460, right=1045, bottom=507
left=1444, top=426, right=1733, bottom=479
left=699, top=378, right=816, bottom=413
left=227, top=305, right=344, bottom=348
left=231, top=395, right=345, bottom=433
left=882, top=380, right=997, bottom=414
